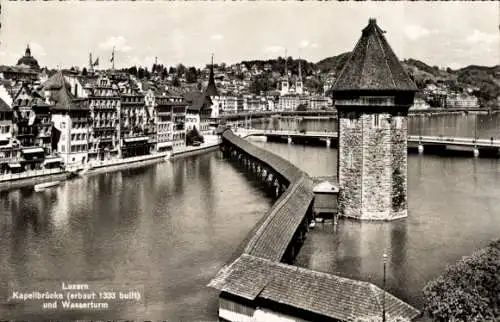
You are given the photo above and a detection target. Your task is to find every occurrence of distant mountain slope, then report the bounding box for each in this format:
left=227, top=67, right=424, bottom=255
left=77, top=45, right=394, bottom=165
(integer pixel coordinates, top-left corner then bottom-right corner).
left=315, top=52, right=351, bottom=75
left=315, top=53, right=499, bottom=107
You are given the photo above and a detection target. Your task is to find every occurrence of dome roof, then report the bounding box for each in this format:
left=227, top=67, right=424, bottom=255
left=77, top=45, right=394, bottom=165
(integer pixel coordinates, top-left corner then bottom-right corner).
left=16, top=45, right=40, bottom=70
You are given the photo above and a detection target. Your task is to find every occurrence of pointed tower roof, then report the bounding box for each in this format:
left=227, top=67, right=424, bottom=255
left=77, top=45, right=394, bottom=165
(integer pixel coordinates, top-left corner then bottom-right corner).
left=205, top=54, right=219, bottom=97
left=332, top=18, right=417, bottom=92
left=42, top=71, right=88, bottom=111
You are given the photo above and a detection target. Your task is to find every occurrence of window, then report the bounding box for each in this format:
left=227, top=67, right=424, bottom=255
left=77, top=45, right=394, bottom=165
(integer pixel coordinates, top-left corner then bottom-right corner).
left=373, top=114, right=381, bottom=127
left=348, top=150, right=354, bottom=168
left=61, top=122, right=66, bottom=129
left=394, top=117, right=402, bottom=129
left=61, top=145, right=65, bottom=152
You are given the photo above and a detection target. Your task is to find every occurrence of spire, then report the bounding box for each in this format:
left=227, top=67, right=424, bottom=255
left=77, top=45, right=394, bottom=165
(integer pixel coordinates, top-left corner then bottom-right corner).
left=205, top=53, right=219, bottom=96
left=25, top=44, right=31, bottom=57
left=284, top=48, right=288, bottom=79
left=298, top=57, right=302, bottom=81
left=110, top=46, right=115, bottom=71
left=332, top=18, right=417, bottom=92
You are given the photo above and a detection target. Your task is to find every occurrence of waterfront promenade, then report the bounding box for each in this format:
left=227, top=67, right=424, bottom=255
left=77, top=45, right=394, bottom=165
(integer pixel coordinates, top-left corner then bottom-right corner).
left=0, top=135, right=221, bottom=192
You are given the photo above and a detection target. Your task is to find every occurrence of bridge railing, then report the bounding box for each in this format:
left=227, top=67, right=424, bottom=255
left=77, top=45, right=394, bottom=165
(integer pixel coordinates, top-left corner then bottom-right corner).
left=221, top=129, right=314, bottom=260
left=408, top=135, right=500, bottom=146
left=222, top=129, right=307, bottom=183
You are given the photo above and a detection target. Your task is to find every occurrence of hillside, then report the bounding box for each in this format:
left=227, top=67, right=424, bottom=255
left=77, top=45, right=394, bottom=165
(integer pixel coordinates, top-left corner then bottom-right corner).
left=315, top=53, right=500, bottom=107
left=315, top=52, right=351, bottom=75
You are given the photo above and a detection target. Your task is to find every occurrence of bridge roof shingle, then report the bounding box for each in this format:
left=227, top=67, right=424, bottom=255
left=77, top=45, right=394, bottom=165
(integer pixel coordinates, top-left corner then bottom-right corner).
left=332, top=19, right=417, bottom=93
left=243, top=175, right=314, bottom=261
left=212, top=129, right=421, bottom=321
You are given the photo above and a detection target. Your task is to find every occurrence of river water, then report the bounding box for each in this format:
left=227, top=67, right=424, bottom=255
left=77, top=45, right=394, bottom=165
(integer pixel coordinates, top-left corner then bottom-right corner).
left=0, top=113, right=499, bottom=320
left=253, top=111, right=500, bottom=139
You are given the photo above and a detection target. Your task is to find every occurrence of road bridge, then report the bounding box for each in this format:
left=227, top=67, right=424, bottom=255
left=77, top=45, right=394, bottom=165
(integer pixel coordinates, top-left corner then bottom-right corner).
left=236, top=128, right=500, bottom=157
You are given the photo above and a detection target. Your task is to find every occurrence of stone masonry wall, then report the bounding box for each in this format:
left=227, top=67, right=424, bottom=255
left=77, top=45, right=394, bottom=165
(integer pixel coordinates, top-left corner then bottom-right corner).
left=390, top=115, right=408, bottom=219
left=338, top=111, right=363, bottom=219
left=361, top=113, right=392, bottom=220
left=338, top=111, right=409, bottom=221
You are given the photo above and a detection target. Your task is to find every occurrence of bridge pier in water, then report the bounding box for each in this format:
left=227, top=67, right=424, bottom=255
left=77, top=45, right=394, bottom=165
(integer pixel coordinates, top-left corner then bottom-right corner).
left=220, top=141, right=289, bottom=199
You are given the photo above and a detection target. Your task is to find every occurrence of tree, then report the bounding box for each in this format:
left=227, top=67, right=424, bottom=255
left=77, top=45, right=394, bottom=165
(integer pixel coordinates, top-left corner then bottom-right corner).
left=176, top=64, right=186, bottom=77
left=161, top=68, right=169, bottom=80
left=296, top=104, right=307, bottom=111
left=138, top=67, right=145, bottom=79
left=422, top=239, right=500, bottom=321
left=81, top=67, right=88, bottom=76
left=186, top=126, right=204, bottom=146
left=172, top=77, right=180, bottom=87
left=169, top=66, right=176, bottom=75
left=249, top=75, right=275, bottom=95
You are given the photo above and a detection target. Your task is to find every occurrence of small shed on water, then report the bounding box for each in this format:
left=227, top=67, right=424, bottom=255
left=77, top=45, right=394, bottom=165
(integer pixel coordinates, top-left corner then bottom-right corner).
left=312, top=177, right=339, bottom=218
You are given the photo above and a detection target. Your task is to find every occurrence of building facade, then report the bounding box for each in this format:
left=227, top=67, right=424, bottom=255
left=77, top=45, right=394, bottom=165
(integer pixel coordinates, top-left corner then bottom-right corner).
left=118, top=81, right=155, bottom=158
left=172, top=102, right=186, bottom=151
left=332, top=19, right=417, bottom=221
left=44, top=72, right=90, bottom=168
left=153, top=94, right=185, bottom=153
left=278, top=94, right=300, bottom=110
left=87, top=75, right=121, bottom=161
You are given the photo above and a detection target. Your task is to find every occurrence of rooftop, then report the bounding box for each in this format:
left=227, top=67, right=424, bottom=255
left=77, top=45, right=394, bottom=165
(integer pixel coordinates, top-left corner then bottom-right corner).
left=333, top=18, right=417, bottom=92
left=43, top=71, right=88, bottom=111
left=0, top=97, right=11, bottom=112
left=184, top=91, right=212, bottom=112
left=209, top=254, right=421, bottom=321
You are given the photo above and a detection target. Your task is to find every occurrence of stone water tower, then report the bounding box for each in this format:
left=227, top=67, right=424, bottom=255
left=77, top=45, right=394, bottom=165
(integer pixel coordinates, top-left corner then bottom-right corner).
left=332, top=18, right=417, bottom=221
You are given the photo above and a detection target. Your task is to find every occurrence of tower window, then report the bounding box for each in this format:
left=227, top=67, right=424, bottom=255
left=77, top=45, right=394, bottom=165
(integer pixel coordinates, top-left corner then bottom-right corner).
left=348, top=150, right=354, bottom=168
left=394, top=117, right=402, bottom=129
left=373, top=114, right=380, bottom=127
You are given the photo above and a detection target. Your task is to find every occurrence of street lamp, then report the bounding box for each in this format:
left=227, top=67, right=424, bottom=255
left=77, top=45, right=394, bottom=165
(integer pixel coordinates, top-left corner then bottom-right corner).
left=382, top=253, right=388, bottom=322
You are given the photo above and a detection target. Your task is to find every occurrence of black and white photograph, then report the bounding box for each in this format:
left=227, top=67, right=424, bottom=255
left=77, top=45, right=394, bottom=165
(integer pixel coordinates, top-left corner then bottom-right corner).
left=0, top=1, right=499, bottom=321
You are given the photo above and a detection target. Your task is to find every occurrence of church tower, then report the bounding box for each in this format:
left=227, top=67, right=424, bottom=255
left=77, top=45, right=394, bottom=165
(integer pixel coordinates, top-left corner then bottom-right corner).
left=296, top=58, right=303, bottom=95
left=332, top=18, right=417, bottom=221
left=206, top=54, right=219, bottom=97
left=280, top=50, right=290, bottom=96
left=205, top=54, right=220, bottom=118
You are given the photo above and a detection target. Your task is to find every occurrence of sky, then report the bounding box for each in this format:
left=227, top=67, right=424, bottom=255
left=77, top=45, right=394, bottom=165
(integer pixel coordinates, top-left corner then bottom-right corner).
left=1, top=2, right=499, bottom=70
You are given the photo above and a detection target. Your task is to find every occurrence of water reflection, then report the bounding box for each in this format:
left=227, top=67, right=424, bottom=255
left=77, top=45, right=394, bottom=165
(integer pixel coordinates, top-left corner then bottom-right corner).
left=257, top=140, right=500, bottom=310
left=0, top=151, right=274, bottom=320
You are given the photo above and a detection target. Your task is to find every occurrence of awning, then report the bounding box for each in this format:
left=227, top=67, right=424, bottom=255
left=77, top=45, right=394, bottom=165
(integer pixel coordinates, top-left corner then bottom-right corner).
left=123, top=137, right=149, bottom=144
left=7, top=163, right=21, bottom=168
left=43, top=157, right=63, bottom=165
left=22, top=147, right=45, bottom=154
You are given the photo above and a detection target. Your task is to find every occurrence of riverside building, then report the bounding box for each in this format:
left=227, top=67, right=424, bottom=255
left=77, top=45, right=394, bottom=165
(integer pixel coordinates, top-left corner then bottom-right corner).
left=117, top=80, right=155, bottom=158
left=44, top=71, right=90, bottom=168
